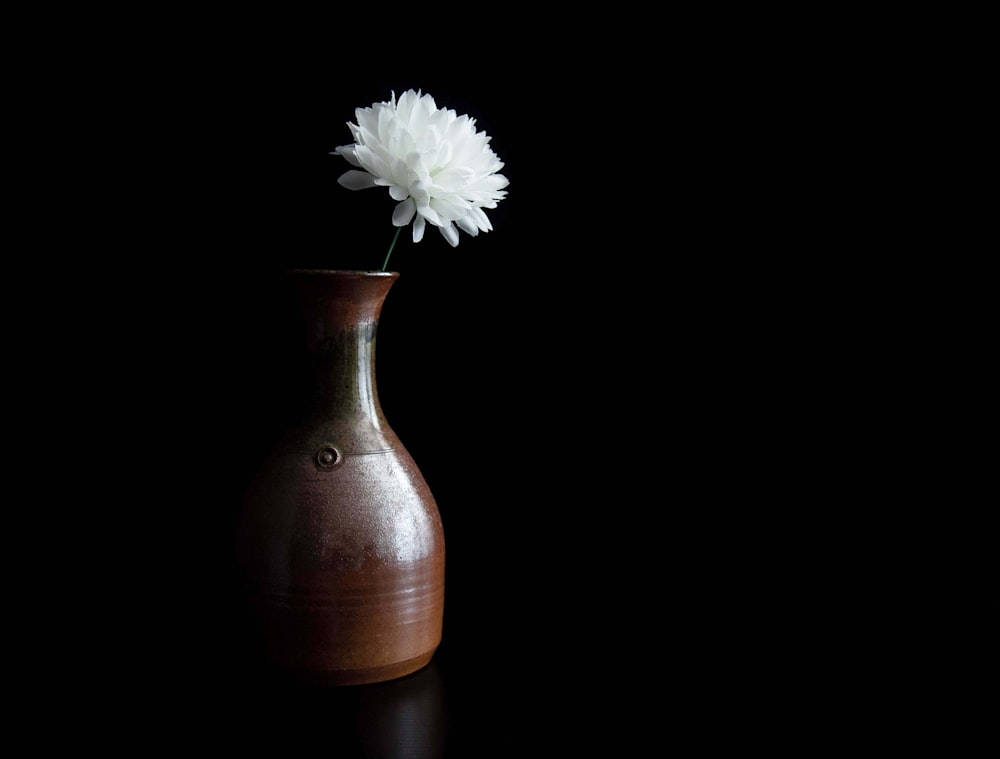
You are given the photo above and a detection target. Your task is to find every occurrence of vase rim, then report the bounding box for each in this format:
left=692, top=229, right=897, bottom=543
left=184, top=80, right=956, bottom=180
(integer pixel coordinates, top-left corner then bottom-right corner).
left=289, top=269, right=399, bottom=278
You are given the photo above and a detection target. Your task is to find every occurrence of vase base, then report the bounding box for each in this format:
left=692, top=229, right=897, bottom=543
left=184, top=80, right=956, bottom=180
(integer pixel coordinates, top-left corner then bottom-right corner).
left=272, top=650, right=438, bottom=687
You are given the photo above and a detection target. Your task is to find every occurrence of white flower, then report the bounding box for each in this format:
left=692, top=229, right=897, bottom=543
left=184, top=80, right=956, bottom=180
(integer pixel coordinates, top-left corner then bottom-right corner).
left=333, top=89, right=509, bottom=247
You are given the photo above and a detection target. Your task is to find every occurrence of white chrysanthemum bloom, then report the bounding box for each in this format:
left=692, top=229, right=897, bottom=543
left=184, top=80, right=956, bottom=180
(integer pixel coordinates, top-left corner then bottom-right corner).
left=333, top=89, right=509, bottom=247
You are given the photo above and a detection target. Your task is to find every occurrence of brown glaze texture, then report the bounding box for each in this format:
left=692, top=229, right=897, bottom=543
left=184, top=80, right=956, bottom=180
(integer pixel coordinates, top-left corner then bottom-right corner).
left=236, top=270, right=445, bottom=685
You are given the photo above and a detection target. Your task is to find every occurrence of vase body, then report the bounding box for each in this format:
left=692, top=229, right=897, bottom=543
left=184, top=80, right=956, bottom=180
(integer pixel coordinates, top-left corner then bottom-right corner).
left=235, top=270, right=445, bottom=685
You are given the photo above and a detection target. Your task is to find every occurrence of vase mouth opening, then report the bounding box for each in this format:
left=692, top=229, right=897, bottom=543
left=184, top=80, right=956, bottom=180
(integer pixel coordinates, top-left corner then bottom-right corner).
left=289, top=269, right=399, bottom=278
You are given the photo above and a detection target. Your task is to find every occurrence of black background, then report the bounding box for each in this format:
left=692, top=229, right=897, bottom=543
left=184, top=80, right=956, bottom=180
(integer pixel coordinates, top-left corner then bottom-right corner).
left=41, top=27, right=828, bottom=755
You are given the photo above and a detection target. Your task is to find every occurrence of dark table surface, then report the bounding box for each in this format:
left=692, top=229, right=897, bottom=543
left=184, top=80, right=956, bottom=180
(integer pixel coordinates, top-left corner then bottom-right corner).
left=116, top=584, right=668, bottom=758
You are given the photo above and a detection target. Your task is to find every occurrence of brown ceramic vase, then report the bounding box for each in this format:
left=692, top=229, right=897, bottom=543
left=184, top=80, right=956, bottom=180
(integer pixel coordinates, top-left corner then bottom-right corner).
left=236, top=269, right=445, bottom=685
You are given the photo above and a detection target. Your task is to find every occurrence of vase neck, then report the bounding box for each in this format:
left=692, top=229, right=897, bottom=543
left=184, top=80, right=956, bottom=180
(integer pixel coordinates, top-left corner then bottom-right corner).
left=291, top=272, right=398, bottom=445
left=309, top=319, right=382, bottom=423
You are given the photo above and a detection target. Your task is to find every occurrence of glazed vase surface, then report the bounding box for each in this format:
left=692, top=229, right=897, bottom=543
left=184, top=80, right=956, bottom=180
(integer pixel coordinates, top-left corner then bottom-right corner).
left=236, top=269, right=445, bottom=685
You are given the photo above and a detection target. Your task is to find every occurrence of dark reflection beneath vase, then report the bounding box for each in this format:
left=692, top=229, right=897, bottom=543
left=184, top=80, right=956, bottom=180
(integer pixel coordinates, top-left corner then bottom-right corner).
left=353, top=661, right=447, bottom=759
left=229, top=657, right=447, bottom=758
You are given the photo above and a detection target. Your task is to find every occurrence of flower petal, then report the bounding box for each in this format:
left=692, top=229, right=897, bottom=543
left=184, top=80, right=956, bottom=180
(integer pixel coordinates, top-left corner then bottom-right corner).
left=354, top=145, right=392, bottom=181
left=469, top=207, right=493, bottom=232
left=455, top=214, right=479, bottom=236
left=356, top=107, right=379, bottom=139
left=338, top=170, right=377, bottom=190
left=411, top=179, right=430, bottom=205
left=430, top=167, right=473, bottom=193
left=412, top=214, right=425, bottom=243
left=389, top=185, right=409, bottom=201
left=417, top=203, right=443, bottom=227
left=393, top=198, right=416, bottom=227
left=438, top=221, right=460, bottom=247
left=333, top=145, right=361, bottom=167
left=469, top=174, right=510, bottom=193
left=430, top=196, right=471, bottom=221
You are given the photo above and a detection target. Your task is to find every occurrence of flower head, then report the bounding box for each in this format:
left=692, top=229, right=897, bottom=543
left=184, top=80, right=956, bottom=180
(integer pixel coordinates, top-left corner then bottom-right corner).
left=333, top=89, right=509, bottom=249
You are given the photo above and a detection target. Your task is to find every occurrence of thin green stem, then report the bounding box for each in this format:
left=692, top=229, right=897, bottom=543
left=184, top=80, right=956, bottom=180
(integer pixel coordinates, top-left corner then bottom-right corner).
left=382, top=226, right=403, bottom=272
